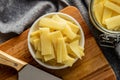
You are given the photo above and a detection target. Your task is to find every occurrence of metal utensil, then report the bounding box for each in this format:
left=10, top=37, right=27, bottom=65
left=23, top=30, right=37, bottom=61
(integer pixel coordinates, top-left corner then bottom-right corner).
left=0, top=50, right=62, bottom=80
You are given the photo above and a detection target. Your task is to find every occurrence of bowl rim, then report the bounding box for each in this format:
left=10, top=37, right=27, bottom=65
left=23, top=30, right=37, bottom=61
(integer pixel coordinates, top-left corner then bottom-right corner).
left=89, top=0, right=120, bottom=34
left=28, top=12, right=85, bottom=69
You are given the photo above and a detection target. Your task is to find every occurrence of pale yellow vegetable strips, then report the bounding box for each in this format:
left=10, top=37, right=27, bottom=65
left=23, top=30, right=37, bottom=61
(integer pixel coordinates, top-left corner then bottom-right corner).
left=67, top=21, right=79, bottom=34
left=66, top=44, right=77, bottom=58
left=30, top=30, right=40, bottom=45
left=39, top=18, right=64, bottom=30
left=30, top=30, right=42, bottom=53
left=49, top=31, right=63, bottom=49
left=35, top=50, right=43, bottom=59
left=32, top=39, right=40, bottom=50
left=49, top=31, right=63, bottom=61
left=64, top=35, right=81, bottom=43
left=30, top=30, right=41, bottom=37
left=62, top=24, right=77, bottom=40
left=40, top=28, right=55, bottom=61
left=56, top=38, right=75, bottom=66
left=72, top=35, right=81, bottom=42
left=94, top=0, right=104, bottom=5
left=104, top=1, right=120, bottom=14
left=102, top=7, right=112, bottom=25
left=105, top=15, right=120, bottom=30
left=69, top=40, right=84, bottom=59
left=110, top=0, right=120, bottom=4
left=52, top=15, right=66, bottom=25
left=30, top=36, right=38, bottom=45
left=44, top=50, right=55, bottom=61
left=56, top=38, right=63, bottom=63
left=93, top=1, right=104, bottom=24
left=35, top=51, right=45, bottom=62
left=57, top=38, right=68, bottom=62
left=62, top=56, right=75, bottom=67
left=52, top=15, right=77, bottom=40
left=52, top=15, right=79, bottom=34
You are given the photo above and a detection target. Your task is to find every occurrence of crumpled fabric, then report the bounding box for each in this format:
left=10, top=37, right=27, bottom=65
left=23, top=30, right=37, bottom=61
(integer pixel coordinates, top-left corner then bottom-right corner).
left=0, top=0, right=57, bottom=34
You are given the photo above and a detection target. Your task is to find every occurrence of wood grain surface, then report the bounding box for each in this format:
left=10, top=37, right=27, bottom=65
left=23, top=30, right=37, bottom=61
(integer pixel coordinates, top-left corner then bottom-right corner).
left=0, top=6, right=116, bottom=80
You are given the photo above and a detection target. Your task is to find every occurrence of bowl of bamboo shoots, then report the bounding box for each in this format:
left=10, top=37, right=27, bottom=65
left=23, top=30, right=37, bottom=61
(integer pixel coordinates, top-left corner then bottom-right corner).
left=28, top=12, right=85, bottom=69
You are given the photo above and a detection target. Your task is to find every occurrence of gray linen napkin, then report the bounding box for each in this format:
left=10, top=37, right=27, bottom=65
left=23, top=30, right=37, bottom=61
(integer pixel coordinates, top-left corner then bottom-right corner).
left=0, top=0, right=56, bottom=34
left=0, top=0, right=57, bottom=43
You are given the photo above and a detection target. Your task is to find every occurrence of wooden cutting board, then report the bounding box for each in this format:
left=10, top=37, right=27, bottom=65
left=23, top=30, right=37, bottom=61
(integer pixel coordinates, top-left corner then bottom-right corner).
left=0, top=6, right=116, bottom=80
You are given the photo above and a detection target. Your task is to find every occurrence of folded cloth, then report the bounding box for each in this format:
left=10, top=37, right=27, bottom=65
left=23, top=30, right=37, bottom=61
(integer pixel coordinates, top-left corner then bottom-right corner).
left=0, top=0, right=57, bottom=34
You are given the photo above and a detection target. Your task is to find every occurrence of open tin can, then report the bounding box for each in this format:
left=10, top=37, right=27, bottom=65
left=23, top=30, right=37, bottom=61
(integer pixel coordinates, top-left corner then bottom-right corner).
left=89, top=0, right=120, bottom=55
